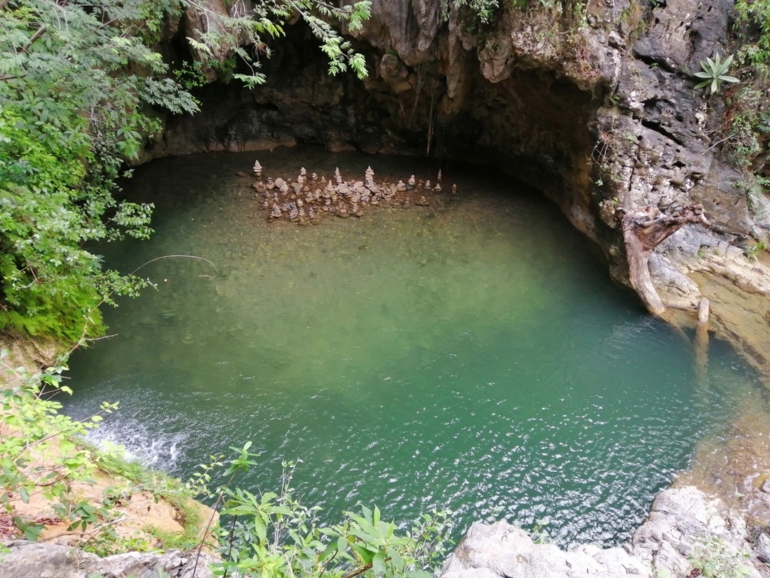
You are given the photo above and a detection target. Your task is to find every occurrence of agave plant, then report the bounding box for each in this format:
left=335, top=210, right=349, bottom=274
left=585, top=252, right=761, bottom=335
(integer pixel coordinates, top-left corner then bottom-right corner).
left=694, top=53, right=740, bottom=94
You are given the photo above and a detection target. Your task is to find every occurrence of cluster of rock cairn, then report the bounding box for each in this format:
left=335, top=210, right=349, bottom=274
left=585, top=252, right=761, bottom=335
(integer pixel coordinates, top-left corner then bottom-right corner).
left=250, top=160, right=457, bottom=225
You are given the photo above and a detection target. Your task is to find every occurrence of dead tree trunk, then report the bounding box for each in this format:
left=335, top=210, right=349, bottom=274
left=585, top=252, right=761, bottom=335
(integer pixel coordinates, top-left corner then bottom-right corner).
left=694, top=298, right=710, bottom=386
left=617, top=205, right=710, bottom=316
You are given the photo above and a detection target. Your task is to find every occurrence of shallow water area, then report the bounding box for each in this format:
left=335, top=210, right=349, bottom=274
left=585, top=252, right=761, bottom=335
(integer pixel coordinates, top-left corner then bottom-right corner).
left=63, top=147, right=768, bottom=547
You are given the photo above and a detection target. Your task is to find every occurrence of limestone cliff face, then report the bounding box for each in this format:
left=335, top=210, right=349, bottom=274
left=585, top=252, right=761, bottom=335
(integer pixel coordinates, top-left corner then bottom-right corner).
left=147, top=0, right=770, bottom=372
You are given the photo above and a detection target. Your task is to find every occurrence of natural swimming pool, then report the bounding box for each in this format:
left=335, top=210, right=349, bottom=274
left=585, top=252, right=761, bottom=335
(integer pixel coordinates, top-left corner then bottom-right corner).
left=63, top=147, right=767, bottom=547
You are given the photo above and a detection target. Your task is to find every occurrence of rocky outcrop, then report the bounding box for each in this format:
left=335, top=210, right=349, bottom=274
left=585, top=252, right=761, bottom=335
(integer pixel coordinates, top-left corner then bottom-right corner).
left=0, top=540, right=216, bottom=578
left=441, top=486, right=767, bottom=578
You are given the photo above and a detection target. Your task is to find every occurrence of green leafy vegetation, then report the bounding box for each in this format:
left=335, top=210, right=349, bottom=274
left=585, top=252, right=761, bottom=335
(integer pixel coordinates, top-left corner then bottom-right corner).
left=717, top=0, right=770, bottom=215
left=694, top=53, right=740, bottom=94
left=743, top=240, right=767, bottom=261
left=193, top=446, right=455, bottom=578
left=0, top=350, right=205, bottom=555
left=0, top=0, right=370, bottom=343
left=442, top=0, right=588, bottom=38
left=0, top=350, right=117, bottom=542
left=689, top=535, right=752, bottom=578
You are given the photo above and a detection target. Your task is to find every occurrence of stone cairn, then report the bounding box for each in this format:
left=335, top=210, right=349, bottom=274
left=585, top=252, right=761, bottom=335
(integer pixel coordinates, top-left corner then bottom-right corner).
left=250, top=161, right=458, bottom=225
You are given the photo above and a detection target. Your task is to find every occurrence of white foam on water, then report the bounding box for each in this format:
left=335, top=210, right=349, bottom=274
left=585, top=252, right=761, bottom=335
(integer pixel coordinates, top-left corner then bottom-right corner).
left=86, top=416, right=187, bottom=472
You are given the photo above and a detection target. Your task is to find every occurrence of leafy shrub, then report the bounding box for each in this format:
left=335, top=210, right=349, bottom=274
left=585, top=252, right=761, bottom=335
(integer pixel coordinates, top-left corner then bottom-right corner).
left=192, top=445, right=456, bottom=578
left=0, top=350, right=116, bottom=541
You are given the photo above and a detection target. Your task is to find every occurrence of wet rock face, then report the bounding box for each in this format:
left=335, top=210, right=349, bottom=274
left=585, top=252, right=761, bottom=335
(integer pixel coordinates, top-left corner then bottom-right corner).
left=441, top=487, right=765, bottom=578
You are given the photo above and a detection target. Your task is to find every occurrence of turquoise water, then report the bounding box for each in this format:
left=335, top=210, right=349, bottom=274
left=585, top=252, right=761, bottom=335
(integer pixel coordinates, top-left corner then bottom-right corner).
left=63, top=148, right=765, bottom=547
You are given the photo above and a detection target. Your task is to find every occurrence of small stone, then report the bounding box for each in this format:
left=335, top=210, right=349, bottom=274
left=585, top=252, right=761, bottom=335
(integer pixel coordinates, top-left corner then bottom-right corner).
left=253, top=160, right=262, bottom=176
left=761, top=478, right=770, bottom=494
left=416, top=196, right=429, bottom=206
left=408, top=175, right=415, bottom=188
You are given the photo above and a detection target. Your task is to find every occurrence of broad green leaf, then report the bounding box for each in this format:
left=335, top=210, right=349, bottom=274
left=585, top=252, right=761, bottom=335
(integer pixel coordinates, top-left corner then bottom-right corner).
left=372, top=552, right=386, bottom=576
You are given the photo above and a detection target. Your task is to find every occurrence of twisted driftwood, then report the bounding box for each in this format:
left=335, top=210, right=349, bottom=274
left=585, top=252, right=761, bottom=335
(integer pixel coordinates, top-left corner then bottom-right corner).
left=616, top=204, right=710, bottom=316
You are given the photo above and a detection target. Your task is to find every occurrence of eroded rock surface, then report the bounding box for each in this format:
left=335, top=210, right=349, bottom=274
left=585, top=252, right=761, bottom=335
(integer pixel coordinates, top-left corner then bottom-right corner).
left=442, top=487, right=766, bottom=578
left=0, top=541, right=216, bottom=578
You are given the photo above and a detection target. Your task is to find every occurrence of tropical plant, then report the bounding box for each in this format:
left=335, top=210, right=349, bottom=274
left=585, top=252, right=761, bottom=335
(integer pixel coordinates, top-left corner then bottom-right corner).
left=694, top=53, right=740, bottom=94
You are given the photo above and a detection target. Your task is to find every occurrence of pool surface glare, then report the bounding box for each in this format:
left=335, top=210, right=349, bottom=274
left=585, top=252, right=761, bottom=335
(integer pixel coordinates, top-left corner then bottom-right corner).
left=63, top=148, right=768, bottom=547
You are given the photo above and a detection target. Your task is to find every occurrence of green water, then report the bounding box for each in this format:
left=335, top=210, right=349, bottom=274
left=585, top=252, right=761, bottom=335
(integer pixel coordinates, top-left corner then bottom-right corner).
left=63, top=148, right=766, bottom=547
